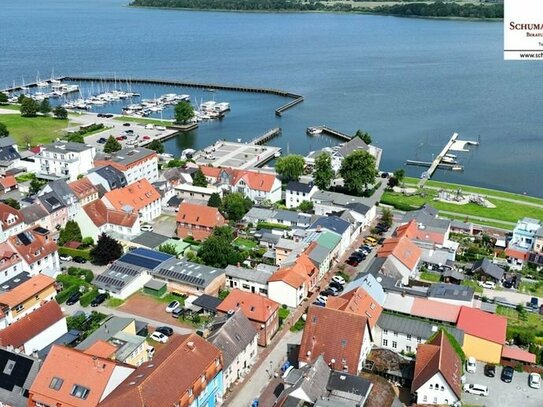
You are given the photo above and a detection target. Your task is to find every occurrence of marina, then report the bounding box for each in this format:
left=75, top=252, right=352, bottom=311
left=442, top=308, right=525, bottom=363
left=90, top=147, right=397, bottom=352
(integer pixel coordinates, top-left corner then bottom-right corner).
left=307, top=125, right=352, bottom=141
left=193, top=140, right=281, bottom=169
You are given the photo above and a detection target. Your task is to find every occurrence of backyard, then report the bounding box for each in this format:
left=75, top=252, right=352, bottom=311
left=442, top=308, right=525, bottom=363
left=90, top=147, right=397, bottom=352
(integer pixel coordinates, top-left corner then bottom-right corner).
left=497, top=305, right=543, bottom=347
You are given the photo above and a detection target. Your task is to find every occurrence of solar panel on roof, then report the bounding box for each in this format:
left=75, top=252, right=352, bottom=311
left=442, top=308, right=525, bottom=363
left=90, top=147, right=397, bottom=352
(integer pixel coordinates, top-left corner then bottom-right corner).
left=119, top=253, right=163, bottom=270
left=155, top=268, right=206, bottom=287
left=131, top=248, right=172, bottom=262
left=17, top=232, right=32, bottom=246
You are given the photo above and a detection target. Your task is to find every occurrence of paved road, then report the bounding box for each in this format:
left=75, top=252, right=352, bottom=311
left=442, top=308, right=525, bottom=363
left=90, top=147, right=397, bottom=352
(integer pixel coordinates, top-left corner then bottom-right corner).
left=60, top=259, right=105, bottom=275
left=482, top=287, right=543, bottom=307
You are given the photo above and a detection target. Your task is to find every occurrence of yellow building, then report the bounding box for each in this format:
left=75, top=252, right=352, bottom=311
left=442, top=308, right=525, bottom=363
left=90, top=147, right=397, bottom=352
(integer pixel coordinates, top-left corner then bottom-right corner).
left=456, top=306, right=506, bottom=364
left=0, top=274, right=56, bottom=324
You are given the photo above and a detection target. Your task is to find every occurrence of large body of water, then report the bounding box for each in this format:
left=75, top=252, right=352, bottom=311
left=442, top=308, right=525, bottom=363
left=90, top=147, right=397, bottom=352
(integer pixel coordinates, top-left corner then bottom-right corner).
left=2, top=0, right=542, bottom=196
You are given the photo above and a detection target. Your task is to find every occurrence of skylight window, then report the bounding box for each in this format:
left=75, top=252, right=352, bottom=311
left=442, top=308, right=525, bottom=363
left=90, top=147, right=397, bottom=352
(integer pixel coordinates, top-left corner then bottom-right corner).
left=70, top=384, right=90, bottom=400
left=49, top=377, right=64, bottom=391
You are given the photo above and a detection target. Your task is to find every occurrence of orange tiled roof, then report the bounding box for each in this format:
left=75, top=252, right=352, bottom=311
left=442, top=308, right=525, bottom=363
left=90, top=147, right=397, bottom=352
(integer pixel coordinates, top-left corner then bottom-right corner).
left=0, top=274, right=55, bottom=308
left=199, top=166, right=223, bottom=180
left=268, top=264, right=309, bottom=288
left=0, top=241, right=20, bottom=272
left=395, top=219, right=445, bottom=245
left=68, top=177, right=98, bottom=199
left=8, top=228, right=58, bottom=265
left=326, top=286, right=383, bottom=329
left=217, top=288, right=279, bottom=323
left=84, top=340, right=118, bottom=359
left=199, top=166, right=277, bottom=192
left=103, top=179, right=160, bottom=212
left=456, top=306, right=507, bottom=344
left=501, top=346, right=536, bottom=364
left=0, top=175, right=17, bottom=190
left=377, top=236, right=421, bottom=270
left=176, top=202, right=225, bottom=228
left=505, top=247, right=529, bottom=261
left=29, top=344, right=132, bottom=407
left=83, top=199, right=138, bottom=228
left=411, top=297, right=460, bottom=323
left=0, top=202, right=23, bottom=230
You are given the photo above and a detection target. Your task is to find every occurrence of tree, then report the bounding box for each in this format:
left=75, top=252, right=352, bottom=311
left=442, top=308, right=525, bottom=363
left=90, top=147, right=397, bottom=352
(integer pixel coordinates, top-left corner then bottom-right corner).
left=355, top=129, right=372, bottom=145
left=103, top=136, right=122, bottom=153
left=222, top=192, right=252, bottom=221
left=39, top=98, right=52, bottom=115
left=166, top=158, right=186, bottom=168
left=198, top=232, right=243, bottom=268
left=20, top=97, right=39, bottom=117
left=208, top=192, right=222, bottom=208
left=59, top=220, right=83, bottom=245
left=17, top=94, right=26, bottom=104
left=53, top=105, right=68, bottom=120
left=0, top=92, right=8, bottom=105
left=81, top=237, right=94, bottom=247
left=90, top=233, right=123, bottom=265
left=339, top=150, right=377, bottom=195
left=380, top=207, right=394, bottom=227
left=0, top=123, right=8, bottom=138
left=29, top=177, right=46, bottom=195
left=275, top=154, right=305, bottom=182
left=3, top=198, right=20, bottom=210
left=158, top=243, right=179, bottom=256
left=174, top=101, right=194, bottom=124
left=192, top=168, right=208, bottom=187
left=67, top=133, right=85, bottom=143
left=313, top=152, right=334, bottom=190
left=147, top=139, right=164, bottom=154
left=299, top=200, right=314, bottom=212
left=393, top=168, right=405, bottom=183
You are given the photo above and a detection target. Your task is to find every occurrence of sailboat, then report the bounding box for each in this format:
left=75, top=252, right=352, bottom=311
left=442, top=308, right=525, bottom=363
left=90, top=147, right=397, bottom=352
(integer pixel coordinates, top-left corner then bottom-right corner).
left=36, top=72, right=48, bottom=88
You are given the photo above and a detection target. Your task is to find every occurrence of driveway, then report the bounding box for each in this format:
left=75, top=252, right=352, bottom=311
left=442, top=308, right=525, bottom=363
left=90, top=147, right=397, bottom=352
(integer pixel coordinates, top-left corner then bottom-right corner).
left=482, top=287, right=543, bottom=308
left=151, top=214, right=177, bottom=237
left=462, top=362, right=542, bottom=407
left=60, top=259, right=105, bottom=275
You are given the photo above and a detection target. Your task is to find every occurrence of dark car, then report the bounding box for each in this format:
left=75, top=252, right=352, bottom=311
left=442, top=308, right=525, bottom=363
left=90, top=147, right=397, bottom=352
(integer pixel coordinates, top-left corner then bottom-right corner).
left=97, top=113, right=104, bottom=117
left=73, top=256, right=87, bottom=264
left=329, top=281, right=344, bottom=291
left=91, top=293, right=108, bottom=307
left=104, top=113, right=114, bottom=118
left=320, top=288, right=336, bottom=297
left=502, top=279, right=513, bottom=289
left=380, top=172, right=389, bottom=178
left=501, top=366, right=514, bottom=383
left=155, top=326, right=174, bottom=337
left=97, top=137, right=107, bottom=144
left=378, top=237, right=386, bottom=245
left=123, top=122, right=131, bottom=126
left=346, top=259, right=359, bottom=267
left=484, top=364, right=496, bottom=377
left=66, top=291, right=82, bottom=306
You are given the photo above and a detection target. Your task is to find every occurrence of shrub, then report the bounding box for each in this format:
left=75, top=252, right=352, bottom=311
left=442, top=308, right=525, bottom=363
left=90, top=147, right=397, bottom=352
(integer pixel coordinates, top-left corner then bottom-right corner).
left=290, top=318, right=305, bottom=332
left=79, top=288, right=100, bottom=307
left=58, top=246, right=91, bottom=260
left=67, top=267, right=94, bottom=283
left=55, top=285, right=79, bottom=304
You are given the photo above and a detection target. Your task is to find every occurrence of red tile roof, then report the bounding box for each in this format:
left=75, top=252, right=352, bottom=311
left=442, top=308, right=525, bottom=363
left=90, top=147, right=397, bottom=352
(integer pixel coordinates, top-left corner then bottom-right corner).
left=176, top=202, right=225, bottom=228
left=411, top=330, right=462, bottom=399
left=0, top=202, right=23, bottom=231
left=84, top=340, right=117, bottom=359
left=199, top=166, right=278, bottom=192
left=456, top=306, right=507, bottom=344
left=395, top=219, right=445, bottom=245
left=326, top=286, right=383, bottom=329
left=0, top=242, right=20, bottom=272
left=0, top=301, right=64, bottom=348
left=0, top=274, right=55, bottom=308
left=68, top=177, right=98, bottom=200
left=83, top=199, right=138, bottom=228
left=103, top=179, right=160, bottom=212
left=99, top=334, right=222, bottom=407
left=411, top=298, right=461, bottom=323
left=505, top=247, right=529, bottom=261
left=217, top=289, right=279, bottom=323
left=377, top=236, right=421, bottom=270
left=299, top=305, right=368, bottom=375
left=501, top=346, right=536, bottom=364
left=8, top=228, right=58, bottom=265
left=0, top=175, right=17, bottom=190
left=29, top=345, right=132, bottom=407
left=268, top=264, right=309, bottom=288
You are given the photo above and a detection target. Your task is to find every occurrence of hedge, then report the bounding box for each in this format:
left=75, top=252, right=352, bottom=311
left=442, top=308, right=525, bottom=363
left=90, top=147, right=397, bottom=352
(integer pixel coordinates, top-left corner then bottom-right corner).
left=67, top=267, right=94, bottom=283
left=256, top=222, right=291, bottom=231
left=56, top=274, right=88, bottom=288
left=79, top=288, right=100, bottom=307
left=55, top=285, right=79, bottom=304
left=58, top=246, right=91, bottom=260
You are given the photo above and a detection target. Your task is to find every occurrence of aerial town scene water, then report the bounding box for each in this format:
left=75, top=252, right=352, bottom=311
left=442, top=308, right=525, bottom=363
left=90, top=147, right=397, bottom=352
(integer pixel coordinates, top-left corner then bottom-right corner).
left=0, top=0, right=542, bottom=406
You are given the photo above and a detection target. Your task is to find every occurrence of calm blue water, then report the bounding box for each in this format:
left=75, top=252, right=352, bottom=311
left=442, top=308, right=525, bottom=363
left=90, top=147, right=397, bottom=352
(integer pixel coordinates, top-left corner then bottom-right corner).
left=2, top=0, right=542, bottom=196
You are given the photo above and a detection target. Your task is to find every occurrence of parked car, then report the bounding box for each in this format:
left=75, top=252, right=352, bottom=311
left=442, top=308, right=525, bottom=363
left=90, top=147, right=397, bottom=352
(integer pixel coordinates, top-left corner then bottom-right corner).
left=364, top=236, right=378, bottom=246
left=141, top=224, right=154, bottom=232
left=97, top=137, right=107, bottom=144
left=502, top=279, right=513, bottom=289
left=320, top=289, right=335, bottom=297
left=150, top=331, right=168, bottom=343
left=104, top=113, right=114, bottom=118
left=73, top=256, right=87, bottom=264
left=479, top=281, right=496, bottom=289
left=90, top=293, right=108, bottom=307
left=484, top=364, right=496, bottom=377
left=66, top=291, right=82, bottom=306
left=59, top=254, right=72, bottom=262
left=123, top=122, right=131, bottom=126
left=346, top=259, right=359, bottom=267
left=377, top=237, right=386, bottom=245
left=501, top=366, right=514, bottom=383
left=329, top=281, right=344, bottom=291
left=528, top=297, right=539, bottom=310
left=312, top=300, right=325, bottom=307
left=165, top=300, right=180, bottom=313
left=155, top=326, right=174, bottom=337
left=315, top=295, right=328, bottom=305
left=143, top=135, right=151, bottom=140
left=97, top=113, right=104, bottom=118
left=331, top=275, right=346, bottom=286
left=360, top=244, right=372, bottom=252
left=171, top=307, right=183, bottom=318
left=528, top=372, right=541, bottom=389
left=466, top=357, right=477, bottom=373
left=463, top=383, right=489, bottom=396
left=325, top=286, right=339, bottom=296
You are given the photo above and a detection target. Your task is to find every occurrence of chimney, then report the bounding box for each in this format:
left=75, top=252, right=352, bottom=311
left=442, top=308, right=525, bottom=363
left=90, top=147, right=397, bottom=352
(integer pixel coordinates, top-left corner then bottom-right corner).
left=187, top=341, right=195, bottom=351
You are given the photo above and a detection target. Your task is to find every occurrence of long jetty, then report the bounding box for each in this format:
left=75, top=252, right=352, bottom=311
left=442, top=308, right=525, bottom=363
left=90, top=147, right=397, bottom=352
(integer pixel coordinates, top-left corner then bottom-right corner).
left=416, top=132, right=459, bottom=188
left=3, top=76, right=305, bottom=116
left=250, top=128, right=282, bottom=145
left=320, top=126, right=352, bottom=141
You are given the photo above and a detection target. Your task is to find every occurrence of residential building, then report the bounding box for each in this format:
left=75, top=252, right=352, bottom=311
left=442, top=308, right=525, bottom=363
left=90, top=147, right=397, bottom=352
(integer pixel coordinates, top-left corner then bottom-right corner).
left=326, top=285, right=384, bottom=329
left=376, top=237, right=422, bottom=284
left=275, top=238, right=306, bottom=265
left=268, top=263, right=309, bottom=308
left=396, top=218, right=450, bottom=246
left=470, top=258, right=505, bottom=283
left=208, top=309, right=258, bottom=392
left=28, top=345, right=136, bottom=407
left=86, top=165, right=128, bottom=192
left=425, top=283, right=474, bottom=307
left=19, top=203, right=49, bottom=230
left=506, top=217, right=541, bottom=269
left=0, top=136, right=21, bottom=175
left=456, top=306, right=507, bottom=363
left=0, top=175, right=17, bottom=193
left=308, top=216, right=352, bottom=256
left=411, top=330, right=462, bottom=406
left=0, top=301, right=67, bottom=356
left=375, top=313, right=464, bottom=356
left=304, top=231, right=342, bottom=279
left=68, top=177, right=99, bottom=205
left=0, top=242, right=23, bottom=287
left=37, top=191, right=69, bottom=234
left=102, top=179, right=161, bottom=223
left=174, top=183, right=222, bottom=203
left=217, top=289, right=280, bottom=347
left=280, top=250, right=320, bottom=291
left=343, top=272, right=387, bottom=306
left=243, top=207, right=314, bottom=229
left=0, top=203, right=25, bottom=242
left=534, top=226, right=543, bottom=254
left=0, top=274, right=56, bottom=324
left=35, top=141, right=96, bottom=181
left=39, top=179, right=80, bottom=220
left=176, top=201, right=226, bottom=241
left=299, top=305, right=372, bottom=375
left=94, top=147, right=159, bottom=184
left=152, top=180, right=176, bottom=207
left=99, top=334, right=223, bottom=407
left=285, top=181, right=318, bottom=209
left=8, top=227, right=59, bottom=277
left=0, top=346, right=40, bottom=407
left=224, top=263, right=276, bottom=296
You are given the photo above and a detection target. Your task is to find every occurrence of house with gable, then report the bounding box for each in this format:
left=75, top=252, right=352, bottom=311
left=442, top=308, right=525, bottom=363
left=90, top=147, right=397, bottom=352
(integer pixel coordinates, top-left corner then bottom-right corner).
left=0, top=136, right=22, bottom=175
left=285, top=180, right=318, bottom=209
left=0, top=241, right=24, bottom=288
left=35, top=141, right=96, bottom=182
left=308, top=216, right=352, bottom=256
left=506, top=217, right=541, bottom=269
left=0, top=203, right=25, bottom=243
left=94, top=147, right=159, bottom=184
left=102, top=179, right=161, bottom=223
left=268, top=262, right=310, bottom=308
left=376, top=236, right=422, bottom=284
left=176, top=201, right=226, bottom=241
left=0, top=346, right=40, bottom=407
left=8, top=227, right=59, bottom=277
left=68, top=176, right=99, bottom=206
left=39, top=179, right=80, bottom=220
left=86, top=165, right=128, bottom=192
left=470, top=257, right=505, bottom=283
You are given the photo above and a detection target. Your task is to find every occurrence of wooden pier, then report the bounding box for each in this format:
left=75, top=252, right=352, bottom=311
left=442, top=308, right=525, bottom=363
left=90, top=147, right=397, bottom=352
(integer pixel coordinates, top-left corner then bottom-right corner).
left=275, top=95, right=304, bottom=116
left=414, top=132, right=459, bottom=187
left=250, top=128, right=282, bottom=145
left=406, top=160, right=463, bottom=171
left=320, top=126, right=352, bottom=141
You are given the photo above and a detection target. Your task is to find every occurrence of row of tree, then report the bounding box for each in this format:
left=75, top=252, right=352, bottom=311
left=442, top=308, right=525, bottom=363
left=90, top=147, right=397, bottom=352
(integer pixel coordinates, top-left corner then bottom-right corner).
left=16, top=95, right=68, bottom=119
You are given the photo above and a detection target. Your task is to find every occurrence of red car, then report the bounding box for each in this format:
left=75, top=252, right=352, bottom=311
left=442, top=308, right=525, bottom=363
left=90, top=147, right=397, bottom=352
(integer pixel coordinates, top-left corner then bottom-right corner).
left=116, top=136, right=124, bottom=141
left=143, top=135, right=151, bottom=140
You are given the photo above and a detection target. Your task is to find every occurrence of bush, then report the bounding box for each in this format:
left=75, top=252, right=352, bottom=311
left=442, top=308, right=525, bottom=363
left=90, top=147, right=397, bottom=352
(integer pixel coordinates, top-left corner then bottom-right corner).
left=290, top=317, right=305, bottom=332
left=81, top=237, right=94, bottom=247
left=55, top=285, right=79, bottom=304
left=58, top=246, right=91, bottom=260
left=67, top=267, right=94, bottom=283
left=79, top=288, right=100, bottom=307
left=256, top=222, right=290, bottom=231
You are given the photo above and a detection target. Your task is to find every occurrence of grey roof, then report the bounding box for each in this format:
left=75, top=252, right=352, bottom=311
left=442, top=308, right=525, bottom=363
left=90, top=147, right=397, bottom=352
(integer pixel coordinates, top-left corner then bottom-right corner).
left=143, top=279, right=166, bottom=291
left=427, top=283, right=474, bottom=302
left=37, top=192, right=65, bottom=213
left=0, top=140, right=21, bottom=163
left=451, top=219, right=473, bottom=231
left=95, top=147, right=155, bottom=166
left=38, top=329, right=82, bottom=358
left=480, top=302, right=497, bottom=313
left=76, top=316, right=134, bottom=350
left=344, top=273, right=386, bottom=306
left=166, top=196, right=182, bottom=207
left=471, top=258, right=505, bottom=281
left=0, top=347, right=41, bottom=407
left=130, top=231, right=170, bottom=249
left=208, top=310, right=257, bottom=368
left=43, top=141, right=93, bottom=153
left=192, top=294, right=223, bottom=312
left=284, top=355, right=331, bottom=403
left=327, top=371, right=373, bottom=404
left=243, top=207, right=274, bottom=221
left=0, top=136, right=16, bottom=148
left=401, top=205, right=450, bottom=235
left=225, top=264, right=275, bottom=285
left=310, top=216, right=350, bottom=235
left=42, top=179, right=77, bottom=206
left=377, top=313, right=464, bottom=345
left=345, top=202, right=371, bottom=215
left=443, top=269, right=465, bottom=281
left=93, top=261, right=147, bottom=292
left=110, top=330, right=147, bottom=362
left=312, top=190, right=371, bottom=208
left=307, top=243, right=330, bottom=266
left=274, top=209, right=312, bottom=226
left=260, top=232, right=281, bottom=245
left=536, top=226, right=543, bottom=238
left=286, top=181, right=314, bottom=194
left=420, top=246, right=453, bottom=267
left=89, top=165, right=127, bottom=189
left=153, top=258, right=224, bottom=289
left=337, top=137, right=369, bottom=158
left=0, top=272, right=31, bottom=292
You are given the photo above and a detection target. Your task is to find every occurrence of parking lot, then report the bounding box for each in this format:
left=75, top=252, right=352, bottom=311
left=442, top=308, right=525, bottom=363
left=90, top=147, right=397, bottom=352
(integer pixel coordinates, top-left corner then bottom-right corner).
left=462, top=362, right=542, bottom=406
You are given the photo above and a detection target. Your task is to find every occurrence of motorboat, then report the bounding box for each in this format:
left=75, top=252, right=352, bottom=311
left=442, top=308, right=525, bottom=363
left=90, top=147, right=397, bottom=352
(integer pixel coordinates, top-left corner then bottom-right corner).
left=441, top=156, right=458, bottom=164
left=306, top=127, right=323, bottom=135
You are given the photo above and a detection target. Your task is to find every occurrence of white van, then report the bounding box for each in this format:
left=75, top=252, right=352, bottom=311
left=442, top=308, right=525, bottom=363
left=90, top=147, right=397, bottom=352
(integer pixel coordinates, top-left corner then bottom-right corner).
left=145, top=124, right=154, bottom=130
left=466, top=356, right=477, bottom=373
left=463, top=383, right=488, bottom=396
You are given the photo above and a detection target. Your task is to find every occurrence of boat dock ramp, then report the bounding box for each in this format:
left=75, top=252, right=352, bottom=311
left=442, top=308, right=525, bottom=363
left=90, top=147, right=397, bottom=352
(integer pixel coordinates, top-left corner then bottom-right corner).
left=307, top=125, right=352, bottom=141
left=250, top=128, right=281, bottom=145
left=193, top=140, right=281, bottom=170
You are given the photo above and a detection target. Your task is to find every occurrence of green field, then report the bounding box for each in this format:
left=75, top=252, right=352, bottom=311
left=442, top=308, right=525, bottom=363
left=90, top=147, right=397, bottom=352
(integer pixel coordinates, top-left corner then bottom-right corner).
left=438, top=214, right=514, bottom=231
left=519, top=281, right=543, bottom=297
left=497, top=305, right=543, bottom=342
left=419, top=271, right=441, bottom=282
left=461, top=280, right=483, bottom=294
left=0, top=104, right=22, bottom=111
left=233, top=238, right=258, bottom=250
left=0, top=113, right=75, bottom=148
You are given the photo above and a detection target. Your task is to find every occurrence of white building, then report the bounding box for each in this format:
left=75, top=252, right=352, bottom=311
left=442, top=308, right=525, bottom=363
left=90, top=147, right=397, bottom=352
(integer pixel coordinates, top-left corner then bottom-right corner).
left=102, top=179, right=162, bottom=223
left=94, top=147, right=159, bottom=184
left=224, top=264, right=276, bottom=296
left=285, top=181, right=319, bottom=209
left=36, top=141, right=96, bottom=182
left=0, top=203, right=26, bottom=243
left=8, top=228, right=60, bottom=278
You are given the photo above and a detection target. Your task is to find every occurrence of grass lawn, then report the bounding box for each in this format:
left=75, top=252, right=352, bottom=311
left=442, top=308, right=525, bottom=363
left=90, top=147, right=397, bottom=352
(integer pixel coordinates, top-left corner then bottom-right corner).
left=381, top=189, right=543, bottom=224
left=157, top=292, right=187, bottom=306
left=0, top=113, right=76, bottom=148
left=0, top=104, right=22, bottom=111
left=518, top=281, right=543, bottom=297
left=497, top=305, right=543, bottom=342
left=461, top=280, right=483, bottom=294
left=233, top=237, right=257, bottom=250
left=114, top=116, right=173, bottom=126
left=419, top=271, right=441, bottom=282
left=106, top=298, right=125, bottom=308
left=439, top=213, right=513, bottom=231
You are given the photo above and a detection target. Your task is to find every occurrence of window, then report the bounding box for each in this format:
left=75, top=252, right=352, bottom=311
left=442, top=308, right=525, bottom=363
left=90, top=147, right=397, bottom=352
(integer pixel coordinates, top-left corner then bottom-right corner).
left=429, top=384, right=433, bottom=390
left=406, top=346, right=412, bottom=352
left=392, top=341, right=397, bottom=349
left=14, top=304, right=24, bottom=312
left=382, top=339, right=388, bottom=347
left=417, top=337, right=422, bottom=343
left=383, top=329, right=388, bottom=335
left=242, top=284, right=250, bottom=290
left=393, top=331, right=398, bottom=336
left=441, top=386, right=445, bottom=391
left=70, top=385, right=90, bottom=400
left=422, top=395, right=427, bottom=402
left=407, top=334, right=411, bottom=341
left=49, top=377, right=64, bottom=390
left=188, top=388, right=193, bottom=397
left=433, top=397, right=438, bottom=403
